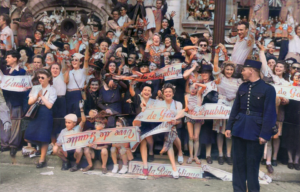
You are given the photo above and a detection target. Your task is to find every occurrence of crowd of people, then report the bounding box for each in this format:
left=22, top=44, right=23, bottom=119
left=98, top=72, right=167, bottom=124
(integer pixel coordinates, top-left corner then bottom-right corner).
left=0, top=0, right=300, bottom=183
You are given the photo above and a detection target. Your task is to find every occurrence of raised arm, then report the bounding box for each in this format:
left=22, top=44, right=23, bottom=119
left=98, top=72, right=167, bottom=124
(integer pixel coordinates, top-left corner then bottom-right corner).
left=183, top=63, right=196, bottom=80
left=79, top=100, right=86, bottom=130
left=129, top=80, right=136, bottom=97
left=195, top=83, right=207, bottom=96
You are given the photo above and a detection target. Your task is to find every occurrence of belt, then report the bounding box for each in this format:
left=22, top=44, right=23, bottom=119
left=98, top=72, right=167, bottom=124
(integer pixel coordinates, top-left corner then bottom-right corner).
left=240, top=109, right=262, bottom=117
left=144, top=6, right=153, bottom=8
left=57, top=95, right=65, bottom=98
left=67, top=88, right=81, bottom=92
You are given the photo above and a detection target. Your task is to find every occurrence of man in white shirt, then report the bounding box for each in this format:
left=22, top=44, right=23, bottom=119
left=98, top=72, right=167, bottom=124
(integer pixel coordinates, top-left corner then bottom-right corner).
left=0, top=14, right=14, bottom=57
left=225, top=21, right=255, bottom=78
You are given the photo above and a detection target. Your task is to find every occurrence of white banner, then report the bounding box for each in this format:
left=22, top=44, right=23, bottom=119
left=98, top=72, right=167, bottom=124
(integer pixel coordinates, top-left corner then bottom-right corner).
left=0, top=72, right=32, bottom=92
left=185, top=104, right=231, bottom=120
left=62, top=126, right=140, bottom=151
left=129, top=161, right=203, bottom=179
left=273, top=85, right=300, bottom=101
left=130, top=122, right=172, bottom=152
left=134, top=108, right=177, bottom=122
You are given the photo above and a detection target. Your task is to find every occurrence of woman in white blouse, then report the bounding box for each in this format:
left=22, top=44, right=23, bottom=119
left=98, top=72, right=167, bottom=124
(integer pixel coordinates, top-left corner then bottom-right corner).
left=64, top=46, right=89, bottom=117
left=258, top=42, right=290, bottom=173
left=25, top=68, right=57, bottom=168
left=50, top=63, right=66, bottom=145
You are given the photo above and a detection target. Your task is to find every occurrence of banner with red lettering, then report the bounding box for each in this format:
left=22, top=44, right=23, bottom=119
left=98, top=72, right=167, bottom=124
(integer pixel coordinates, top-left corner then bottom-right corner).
left=134, top=107, right=177, bottom=122
left=130, top=122, right=172, bottom=152
left=129, top=161, right=203, bottom=178
left=113, top=63, right=183, bottom=82
left=0, top=72, right=32, bottom=92
left=273, top=85, right=300, bottom=101
left=62, top=126, right=140, bottom=151
left=185, top=104, right=231, bottom=120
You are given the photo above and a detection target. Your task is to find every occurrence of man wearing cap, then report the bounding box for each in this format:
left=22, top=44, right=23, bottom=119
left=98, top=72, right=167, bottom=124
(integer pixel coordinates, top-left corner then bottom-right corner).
left=225, top=60, right=277, bottom=192
left=225, top=21, right=255, bottom=78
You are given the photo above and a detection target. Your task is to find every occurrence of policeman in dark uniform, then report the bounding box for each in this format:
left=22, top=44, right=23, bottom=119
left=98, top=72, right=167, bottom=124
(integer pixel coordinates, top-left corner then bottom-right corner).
left=225, top=59, right=277, bottom=192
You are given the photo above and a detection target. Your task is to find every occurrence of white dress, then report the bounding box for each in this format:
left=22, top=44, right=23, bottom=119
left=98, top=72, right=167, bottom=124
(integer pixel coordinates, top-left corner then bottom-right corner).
left=144, top=0, right=156, bottom=30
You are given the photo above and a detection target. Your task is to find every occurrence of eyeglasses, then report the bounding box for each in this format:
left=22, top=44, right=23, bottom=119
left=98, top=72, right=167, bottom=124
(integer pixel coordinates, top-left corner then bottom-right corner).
left=292, top=67, right=300, bottom=70
left=199, top=44, right=207, bottom=47
left=38, top=76, right=45, bottom=80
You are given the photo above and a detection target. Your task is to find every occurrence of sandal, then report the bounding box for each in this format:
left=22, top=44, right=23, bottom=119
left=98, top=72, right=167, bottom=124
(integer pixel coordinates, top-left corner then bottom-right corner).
left=195, top=157, right=201, bottom=165
left=187, top=157, right=193, bottom=164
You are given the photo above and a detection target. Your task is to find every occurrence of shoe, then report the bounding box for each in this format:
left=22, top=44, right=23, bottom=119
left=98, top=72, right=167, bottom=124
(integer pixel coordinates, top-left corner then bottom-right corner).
left=218, top=156, right=224, bottom=165
left=10, top=148, right=17, bottom=157
left=195, top=157, right=201, bottom=165
left=35, top=151, right=41, bottom=156
left=142, top=168, right=149, bottom=176
left=69, top=164, right=79, bottom=172
left=294, top=163, right=300, bottom=171
left=178, top=156, right=184, bottom=165
left=206, top=156, right=213, bottom=164
left=266, top=165, right=274, bottom=173
left=287, top=163, right=294, bottom=169
left=61, top=161, right=70, bottom=170
left=118, top=165, right=128, bottom=174
left=261, top=159, right=266, bottom=165
left=102, top=167, right=108, bottom=174
left=172, top=170, right=179, bottom=179
left=148, top=154, right=154, bottom=162
left=226, top=157, right=233, bottom=165
left=112, top=164, right=119, bottom=173
left=36, top=161, right=46, bottom=168
left=271, top=160, right=278, bottom=167
left=1, top=146, right=9, bottom=152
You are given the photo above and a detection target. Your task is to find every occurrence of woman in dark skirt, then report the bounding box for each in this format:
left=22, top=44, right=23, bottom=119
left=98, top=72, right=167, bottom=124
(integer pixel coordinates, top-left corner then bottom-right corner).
left=130, top=81, right=156, bottom=175
left=25, top=69, right=57, bottom=168
left=50, top=64, right=67, bottom=144
left=198, top=65, right=219, bottom=164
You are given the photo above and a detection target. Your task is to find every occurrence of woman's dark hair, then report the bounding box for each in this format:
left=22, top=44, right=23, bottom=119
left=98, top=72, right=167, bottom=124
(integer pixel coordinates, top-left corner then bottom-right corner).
left=198, top=38, right=210, bottom=53
left=273, top=60, right=289, bottom=81
left=34, top=30, right=44, bottom=38
left=180, top=32, right=190, bottom=39
left=36, top=21, right=45, bottom=32
left=36, top=68, right=53, bottom=85
left=50, top=63, right=62, bottom=71
left=32, top=54, right=45, bottom=67
left=87, top=78, right=101, bottom=92
left=105, top=62, right=118, bottom=74
left=162, top=83, right=176, bottom=94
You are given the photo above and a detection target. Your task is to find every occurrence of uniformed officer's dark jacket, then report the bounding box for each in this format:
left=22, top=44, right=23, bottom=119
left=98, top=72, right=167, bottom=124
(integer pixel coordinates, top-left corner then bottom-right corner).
left=226, top=79, right=277, bottom=141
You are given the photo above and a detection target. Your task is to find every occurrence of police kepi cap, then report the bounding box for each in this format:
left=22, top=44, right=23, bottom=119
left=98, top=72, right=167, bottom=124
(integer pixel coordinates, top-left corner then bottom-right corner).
left=64, top=114, right=77, bottom=122
left=244, top=59, right=262, bottom=70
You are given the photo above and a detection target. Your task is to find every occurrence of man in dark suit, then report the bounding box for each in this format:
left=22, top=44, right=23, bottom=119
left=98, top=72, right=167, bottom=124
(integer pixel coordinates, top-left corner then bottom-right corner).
left=0, top=51, right=28, bottom=157
left=13, top=0, right=33, bottom=47
left=225, top=60, right=277, bottom=192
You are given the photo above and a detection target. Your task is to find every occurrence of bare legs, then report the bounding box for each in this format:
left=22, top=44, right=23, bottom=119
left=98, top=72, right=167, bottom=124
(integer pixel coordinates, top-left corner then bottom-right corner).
left=146, top=136, right=154, bottom=156
left=140, top=139, right=148, bottom=168
left=39, top=144, right=48, bottom=163
left=187, top=122, right=201, bottom=163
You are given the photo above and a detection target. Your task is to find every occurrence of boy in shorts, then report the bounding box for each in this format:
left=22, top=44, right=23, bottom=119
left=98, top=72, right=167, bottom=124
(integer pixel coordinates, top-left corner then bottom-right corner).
left=53, top=101, right=86, bottom=171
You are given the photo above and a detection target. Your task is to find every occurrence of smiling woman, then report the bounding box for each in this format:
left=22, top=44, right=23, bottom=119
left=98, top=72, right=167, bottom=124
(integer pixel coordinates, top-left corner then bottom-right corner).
left=24, top=68, right=57, bottom=168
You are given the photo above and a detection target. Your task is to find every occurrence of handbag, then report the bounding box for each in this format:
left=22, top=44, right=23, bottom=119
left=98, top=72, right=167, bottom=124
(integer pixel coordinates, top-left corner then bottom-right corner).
left=25, top=90, right=48, bottom=119
left=72, top=73, right=86, bottom=100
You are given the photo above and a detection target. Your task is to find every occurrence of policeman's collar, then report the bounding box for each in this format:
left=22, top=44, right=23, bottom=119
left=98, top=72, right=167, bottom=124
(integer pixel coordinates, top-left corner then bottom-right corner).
left=248, top=79, right=262, bottom=87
